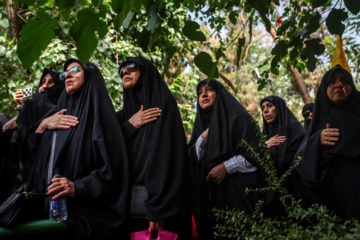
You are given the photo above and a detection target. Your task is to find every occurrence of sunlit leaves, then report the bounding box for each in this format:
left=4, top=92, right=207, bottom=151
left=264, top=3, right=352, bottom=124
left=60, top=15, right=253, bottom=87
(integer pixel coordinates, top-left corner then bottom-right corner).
left=183, top=20, right=206, bottom=41
left=194, top=52, right=219, bottom=80
left=17, top=9, right=57, bottom=67
left=300, top=38, right=325, bottom=71
left=326, top=8, right=348, bottom=37
left=70, top=8, right=107, bottom=64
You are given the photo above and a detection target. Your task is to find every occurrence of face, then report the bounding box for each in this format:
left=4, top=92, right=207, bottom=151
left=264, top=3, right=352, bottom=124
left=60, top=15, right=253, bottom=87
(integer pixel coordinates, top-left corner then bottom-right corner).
left=64, top=62, right=85, bottom=94
left=198, top=84, right=217, bottom=110
left=326, top=71, right=352, bottom=104
left=261, top=101, right=277, bottom=124
left=38, top=73, right=54, bottom=93
left=120, top=63, right=141, bottom=90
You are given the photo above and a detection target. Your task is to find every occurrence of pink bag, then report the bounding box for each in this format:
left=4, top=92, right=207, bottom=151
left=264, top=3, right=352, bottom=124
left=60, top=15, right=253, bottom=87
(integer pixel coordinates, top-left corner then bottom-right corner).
left=130, top=227, right=178, bottom=240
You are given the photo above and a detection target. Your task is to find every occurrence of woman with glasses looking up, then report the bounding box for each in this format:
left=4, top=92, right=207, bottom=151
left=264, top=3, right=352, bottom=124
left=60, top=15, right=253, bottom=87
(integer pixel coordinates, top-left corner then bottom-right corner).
left=14, top=58, right=129, bottom=239
left=116, top=56, right=192, bottom=239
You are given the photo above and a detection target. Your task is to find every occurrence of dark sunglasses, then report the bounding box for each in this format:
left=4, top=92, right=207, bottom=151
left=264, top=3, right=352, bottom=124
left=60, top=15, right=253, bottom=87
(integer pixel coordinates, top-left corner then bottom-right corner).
left=119, top=63, right=139, bottom=78
left=59, top=66, right=81, bottom=81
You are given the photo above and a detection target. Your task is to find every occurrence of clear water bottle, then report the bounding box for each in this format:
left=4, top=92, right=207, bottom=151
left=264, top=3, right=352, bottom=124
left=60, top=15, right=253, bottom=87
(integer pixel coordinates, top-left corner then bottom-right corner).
left=49, top=168, right=68, bottom=222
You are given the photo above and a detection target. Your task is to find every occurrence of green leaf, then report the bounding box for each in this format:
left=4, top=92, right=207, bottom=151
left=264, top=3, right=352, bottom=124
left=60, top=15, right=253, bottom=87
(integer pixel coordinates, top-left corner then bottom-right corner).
left=236, top=38, right=245, bottom=67
left=300, top=38, right=325, bottom=72
left=194, top=52, right=219, bottom=79
left=70, top=8, right=107, bottom=64
left=182, top=20, right=206, bottom=41
left=123, top=10, right=133, bottom=29
left=310, top=0, right=328, bottom=8
left=271, top=40, right=288, bottom=57
left=17, top=9, right=57, bottom=68
left=246, top=0, right=271, bottom=31
left=205, top=0, right=218, bottom=15
left=55, top=0, right=76, bottom=10
left=147, top=5, right=162, bottom=33
left=92, top=0, right=101, bottom=8
left=326, top=8, right=348, bottom=37
left=229, top=11, right=238, bottom=25
left=345, top=0, right=360, bottom=15
left=293, top=13, right=320, bottom=38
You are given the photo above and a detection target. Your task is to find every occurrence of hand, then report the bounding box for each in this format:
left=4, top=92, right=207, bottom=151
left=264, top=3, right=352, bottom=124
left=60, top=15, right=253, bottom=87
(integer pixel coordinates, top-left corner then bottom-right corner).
left=128, top=105, right=161, bottom=129
left=206, top=163, right=227, bottom=184
left=35, top=109, right=79, bottom=133
left=2, top=116, right=18, bottom=134
left=201, top=128, right=209, bottom=140
left=47, top=177, right=75, bottom=200
left=265, top=134, right=286, bottom=148
left=149, top=220, right=165, bottom=231
left=14, top=89, right=25, bottom=106
left=321, top=123, right=339, bottom=146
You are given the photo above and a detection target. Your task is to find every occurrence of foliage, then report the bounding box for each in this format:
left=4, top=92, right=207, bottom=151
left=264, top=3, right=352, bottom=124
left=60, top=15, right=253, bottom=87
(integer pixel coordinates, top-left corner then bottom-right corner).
left=212, top=136, right=360, bottom=239
left=5, top=0, right=359, bottom=86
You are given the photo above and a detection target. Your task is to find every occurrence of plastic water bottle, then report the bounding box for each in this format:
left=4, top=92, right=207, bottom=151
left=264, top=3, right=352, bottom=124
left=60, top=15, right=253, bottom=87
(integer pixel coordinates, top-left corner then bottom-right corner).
left=49, top=168, right=68, bottom=222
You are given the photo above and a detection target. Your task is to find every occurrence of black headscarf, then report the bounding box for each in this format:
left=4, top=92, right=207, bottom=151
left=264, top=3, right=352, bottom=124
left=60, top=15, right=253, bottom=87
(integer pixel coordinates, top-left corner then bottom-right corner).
left=17, top=68, right=64, bottom=139
left=188, top=79, right=263, bottom=213
left=294, top=65, right=360, bottom=219
left=260, top=96, right=305, bottom=174
left=28, top=59, right=129, bottom=238
left=302, top=103, right=314, bottom=130
left=116, top=56, right=191, bottom=223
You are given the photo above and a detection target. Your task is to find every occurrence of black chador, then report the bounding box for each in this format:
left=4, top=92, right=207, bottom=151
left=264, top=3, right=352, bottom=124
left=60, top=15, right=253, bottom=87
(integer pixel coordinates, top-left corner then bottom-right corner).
left=188, top=79, right=263, bottom=240
left=26, top=59, right=129, bottom=239
left=294, top=65, right=360, bottom=219
left=116, top=56, right=192, bottom=238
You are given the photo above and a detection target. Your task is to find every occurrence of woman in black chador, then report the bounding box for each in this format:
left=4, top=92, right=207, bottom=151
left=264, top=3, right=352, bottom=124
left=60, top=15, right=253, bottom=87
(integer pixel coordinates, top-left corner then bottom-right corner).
left=294, top=65, right=360, bottom=219
left=14, top=68, right=65, bottom=185
left=116, top=56, right=192, bottom=239
left=260, top=96, right=305, bottom=176
left=23, top=59, right=129, bottom=239
left=188, top=79, right=263, bottom=240
left=260, top=96, right=305, bottom=217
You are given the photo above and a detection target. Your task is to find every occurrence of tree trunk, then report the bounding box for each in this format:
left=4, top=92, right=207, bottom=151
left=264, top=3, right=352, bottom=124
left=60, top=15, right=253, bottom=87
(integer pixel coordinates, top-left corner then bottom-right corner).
left=5, top=0, right=20, bottom=43
left=269, top=25, right=312, bottom=104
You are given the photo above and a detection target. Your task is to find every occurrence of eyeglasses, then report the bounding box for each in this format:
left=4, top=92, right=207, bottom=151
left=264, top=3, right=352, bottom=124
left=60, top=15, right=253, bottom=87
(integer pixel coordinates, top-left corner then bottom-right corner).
left=59, top=66, right=81, bottom=81
left=119, top=63, right=139, bottom=78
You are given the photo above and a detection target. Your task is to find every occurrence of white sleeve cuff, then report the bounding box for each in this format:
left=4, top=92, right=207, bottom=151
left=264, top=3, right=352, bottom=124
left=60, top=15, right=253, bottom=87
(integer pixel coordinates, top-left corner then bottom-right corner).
left=223, top=155, right=257, bottom=174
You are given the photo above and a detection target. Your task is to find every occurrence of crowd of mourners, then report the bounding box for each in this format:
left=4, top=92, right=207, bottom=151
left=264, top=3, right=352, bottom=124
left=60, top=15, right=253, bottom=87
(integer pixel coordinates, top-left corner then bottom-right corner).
left=0, top=56, right=359, bottom=240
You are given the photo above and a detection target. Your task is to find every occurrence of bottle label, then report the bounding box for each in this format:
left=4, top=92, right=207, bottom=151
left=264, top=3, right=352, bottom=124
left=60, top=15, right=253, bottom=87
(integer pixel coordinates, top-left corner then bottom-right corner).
left=50, top=200, right=64, bottom=210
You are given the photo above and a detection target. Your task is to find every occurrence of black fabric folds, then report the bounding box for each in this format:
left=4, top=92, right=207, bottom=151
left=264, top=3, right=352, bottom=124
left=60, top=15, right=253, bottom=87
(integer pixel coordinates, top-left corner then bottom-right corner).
left=116, top=56, right=191, bottom=226
left=17, top=68, right=64, bottom=139
left=260, top=96, right=305, bottom=175
left=27, top=59, right=129, bottom=238
left=302, top=103, right=314, bottom=130
left=294, top=65, right=360, bottom=219
left=188, top=79, right=263, bottom=239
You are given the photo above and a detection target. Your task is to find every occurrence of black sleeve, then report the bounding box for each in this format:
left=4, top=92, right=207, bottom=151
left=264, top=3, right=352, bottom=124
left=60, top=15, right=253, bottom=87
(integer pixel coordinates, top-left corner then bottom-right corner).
left=116, top=109, right=138, bottom=140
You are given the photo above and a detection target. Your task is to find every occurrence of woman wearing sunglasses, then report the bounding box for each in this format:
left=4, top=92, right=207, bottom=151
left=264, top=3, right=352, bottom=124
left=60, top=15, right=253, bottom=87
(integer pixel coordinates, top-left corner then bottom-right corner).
left=116, top=56, right=192, bottom=239
left=19, top=59, right=129, bottom=239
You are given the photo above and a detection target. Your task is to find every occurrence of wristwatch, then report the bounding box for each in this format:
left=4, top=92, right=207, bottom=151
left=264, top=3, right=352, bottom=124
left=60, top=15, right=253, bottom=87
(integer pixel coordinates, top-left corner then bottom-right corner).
left=14, top=104, right=23, bottom=111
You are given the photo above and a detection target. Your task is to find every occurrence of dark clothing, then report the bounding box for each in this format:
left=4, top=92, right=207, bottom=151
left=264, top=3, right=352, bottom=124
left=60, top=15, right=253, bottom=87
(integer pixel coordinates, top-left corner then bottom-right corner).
left=188, top=79, right=263, bottom=240
left=260, top=96, right=305, bottom=217
left=260, top=96, right=305, bottom=175
left=26, top=59, right=129, bottom=239
left=0, top=113, right=13, bottom=203
left=116, top=56, right=192, bottom=239
left=15, top=68, right=64, bottom=187
left=302, top=103, right=314, bottom=131
left=294, top=65, right=360, bottom=219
